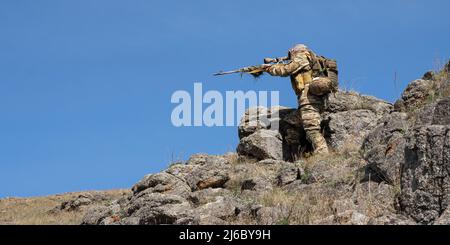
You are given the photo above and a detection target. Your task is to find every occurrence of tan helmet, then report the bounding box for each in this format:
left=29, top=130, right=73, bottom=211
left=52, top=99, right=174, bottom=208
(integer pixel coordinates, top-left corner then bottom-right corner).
left=288, top=44, right=308, bottom=58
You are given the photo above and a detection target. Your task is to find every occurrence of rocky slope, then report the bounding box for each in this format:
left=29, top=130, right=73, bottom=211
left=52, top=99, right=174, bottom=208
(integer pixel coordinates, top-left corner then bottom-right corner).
left=0, top=190, right=129, bottom=225
left=3, top=62, right=448, bottom=225
left=79, top=61, right=450, bottom=225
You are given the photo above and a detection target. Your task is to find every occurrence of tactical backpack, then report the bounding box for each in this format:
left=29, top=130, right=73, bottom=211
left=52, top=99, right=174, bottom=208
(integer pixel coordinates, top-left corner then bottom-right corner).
left=308, top=53, right=339, bottom=94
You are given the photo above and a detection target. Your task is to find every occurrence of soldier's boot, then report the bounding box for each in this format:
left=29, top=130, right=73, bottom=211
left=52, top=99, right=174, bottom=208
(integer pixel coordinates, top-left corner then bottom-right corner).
left=306, top=130, right=329, bottom=154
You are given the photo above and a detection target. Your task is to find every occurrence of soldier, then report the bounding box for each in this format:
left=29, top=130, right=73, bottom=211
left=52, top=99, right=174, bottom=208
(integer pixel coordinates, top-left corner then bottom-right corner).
left=263, top=44, right=338, bottom=154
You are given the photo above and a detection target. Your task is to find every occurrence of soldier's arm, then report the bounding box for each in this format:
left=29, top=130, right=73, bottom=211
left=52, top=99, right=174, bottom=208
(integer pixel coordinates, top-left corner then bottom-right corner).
left=265, top=61, right=302, bottom=77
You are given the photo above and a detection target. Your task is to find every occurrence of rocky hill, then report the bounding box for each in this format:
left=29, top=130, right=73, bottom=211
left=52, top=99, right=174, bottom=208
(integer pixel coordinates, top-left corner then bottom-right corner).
left=0, top=190, right=129, bottom=225
left=2, top=61, right=449, bottom=225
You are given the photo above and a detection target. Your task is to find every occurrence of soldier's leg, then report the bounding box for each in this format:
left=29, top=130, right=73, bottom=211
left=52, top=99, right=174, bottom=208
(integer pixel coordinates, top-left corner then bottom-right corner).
left=298, top=86, right=329, bottom=154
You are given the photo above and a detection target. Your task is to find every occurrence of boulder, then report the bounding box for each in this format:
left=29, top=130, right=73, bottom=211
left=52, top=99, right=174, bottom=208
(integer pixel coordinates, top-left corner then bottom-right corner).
left=55, top=192, right=112, bottom=212
left=276, top=166, right=303, bottom=186
left=188, top=188, right=231, bottom=206
left=191, top=196, right=243, bottom=221
left=82, top=206, right=113, bottom=225
left=400, top=125, right=450, bottom=224
left=131, top=172, right=191, bottom=198
left=123, top=192, right=192, bottom=225
left=237, top=129, right=283, bottom=160
left=325, top=91, right=393, bottom=117
left=323, top=109, right=379, bottom=149
left=164, top=154, right=231, bottom=191
left=240, top=177, right=273, bottom=192
left=434, top=207, right=450, bottom=225
left=399, top=97, right=450, bottom=224
left=185, top=155, right=231, bottom=191
left=322, top=91, right=393, bottom=149
left=362, top=112, right=409, bottom=184
left=236, top=91, right=392, bottom=160
left=238, top=106, right=285, bottom=138
left=394, top=79, right=434, bottom=112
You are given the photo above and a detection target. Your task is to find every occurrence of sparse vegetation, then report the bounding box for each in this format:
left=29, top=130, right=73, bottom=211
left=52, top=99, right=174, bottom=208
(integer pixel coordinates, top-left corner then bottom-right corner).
left=223, top=145, right=392, bottom=225
left=425, top=60, right=450, bottom=103
left=0, top=190, right=129, bottom=225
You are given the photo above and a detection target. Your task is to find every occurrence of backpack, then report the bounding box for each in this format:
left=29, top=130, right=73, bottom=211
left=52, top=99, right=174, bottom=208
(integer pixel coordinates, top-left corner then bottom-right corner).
left=308, top=52, right=339, bottom=93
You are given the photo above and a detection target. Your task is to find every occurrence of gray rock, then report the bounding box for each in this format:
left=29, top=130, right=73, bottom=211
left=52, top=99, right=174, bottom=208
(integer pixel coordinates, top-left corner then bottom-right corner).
left=422, top=71, right=436, bottom=81
left=118, top=217, right=141, bottom=225
left=60, top=197, right=92, bottom=211
left=238, top=106, right=273, bottom=139
left=362, top=112, right=409, bottom=184
left=125, top=192, right=192, bottom=225
left=434, top=207, right=450, bottom=225
left=256, top=159, right=289, bottom=165
left=394, top=79, right=434, bottom=112
left=400, top=124, right=450, bottom=224
left=237, top=91, right=392, bottom=160
left=192, top=196, right=242, bottom=221
left=325, top=91, right=393, bottom=116
left=334, top=210, right=370, bottom=225
left=323, top=109, right=380, bottom=149
left=188, top=188, right=231, bottom=206
left=165, top=163, right=196, bottom=180
left=276, top=166, right=302, bottom=186
left=283, top=180, right=311, bottom=193
left=237, top=129, right=283, bottom=160
left=240, top=177, right=273, bottom=192
left=238, top=106, right=292, bottom=139
left=56, top=192, right=112, bottom=212
left=322, top=92, right=393, bottom=150
left=362, top=96, right=450, bottom=224
left=185, top=156, right=231, bottom=191
left=368, top=214, right=416, bottom=225
left=415, top=97, right=450, bottom=126
left=186, top=153, right=229, bottom=166
left=82, top=205, right=112, bottom=225
left=195, top=215, right=228, bottom=225
left=131, top=172, right=191, bottom=198
left=397, top=97, right=450, bottom=224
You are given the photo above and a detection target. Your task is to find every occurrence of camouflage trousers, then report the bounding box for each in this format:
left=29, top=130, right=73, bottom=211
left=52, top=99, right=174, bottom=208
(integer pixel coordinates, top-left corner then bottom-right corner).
left=298, top=84, right=329, bottom=154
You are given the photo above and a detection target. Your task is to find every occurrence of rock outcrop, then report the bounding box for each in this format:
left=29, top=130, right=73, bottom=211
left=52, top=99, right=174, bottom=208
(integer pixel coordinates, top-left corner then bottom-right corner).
left=237, top=91, right=392, bottom=161
left=83, top=154, right=238, bottom=225
left=80, top=62, right=449, bottom=225
left=400, top=97, right=450, bottom=224
left=362, top=65, right=450, bottom=224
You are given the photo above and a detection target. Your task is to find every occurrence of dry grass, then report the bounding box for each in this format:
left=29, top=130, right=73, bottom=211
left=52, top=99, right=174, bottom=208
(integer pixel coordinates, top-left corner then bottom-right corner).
left=256, top=186, right=336, bottom=224
left=0, top=190, right=129, bottom=225
left=436, top=67, right=450, bottom=98
left=427, top=60, right=450, bottom=102
left=228, top=145, right=376, bottom=225
left=226, top=161, right=275, bottom=196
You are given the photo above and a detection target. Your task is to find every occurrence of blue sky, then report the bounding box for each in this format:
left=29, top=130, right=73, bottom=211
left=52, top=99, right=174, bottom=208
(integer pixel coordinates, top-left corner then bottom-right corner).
left=1, top=0, right=449, bottom=197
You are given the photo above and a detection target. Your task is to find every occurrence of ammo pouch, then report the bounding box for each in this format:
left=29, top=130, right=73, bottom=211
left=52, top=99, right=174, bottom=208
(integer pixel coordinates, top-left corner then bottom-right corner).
left=308, top=77, right=333, bottom=96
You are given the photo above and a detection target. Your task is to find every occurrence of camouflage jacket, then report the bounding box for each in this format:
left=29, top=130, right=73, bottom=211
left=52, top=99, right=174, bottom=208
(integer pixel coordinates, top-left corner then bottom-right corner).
left=266, top=49, right=338, bottom=95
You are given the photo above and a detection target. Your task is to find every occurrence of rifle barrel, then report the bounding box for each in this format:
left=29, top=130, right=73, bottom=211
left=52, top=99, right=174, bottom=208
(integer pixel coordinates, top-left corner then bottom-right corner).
left=213, top=70, right=240, bottom=76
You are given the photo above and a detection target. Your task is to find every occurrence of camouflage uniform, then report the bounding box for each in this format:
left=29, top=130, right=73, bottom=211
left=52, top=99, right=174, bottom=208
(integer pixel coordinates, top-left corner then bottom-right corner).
left=265, top=44, right=337, bottom=154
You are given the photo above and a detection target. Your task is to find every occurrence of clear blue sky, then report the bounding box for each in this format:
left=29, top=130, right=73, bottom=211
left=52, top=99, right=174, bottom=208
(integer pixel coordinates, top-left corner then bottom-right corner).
left=1, top=0, right=449, bottom=197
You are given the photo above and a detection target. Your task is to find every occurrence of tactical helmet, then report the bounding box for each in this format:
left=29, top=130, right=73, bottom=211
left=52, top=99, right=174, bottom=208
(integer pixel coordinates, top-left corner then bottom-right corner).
left=288, top=44, right=308, bottom=58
